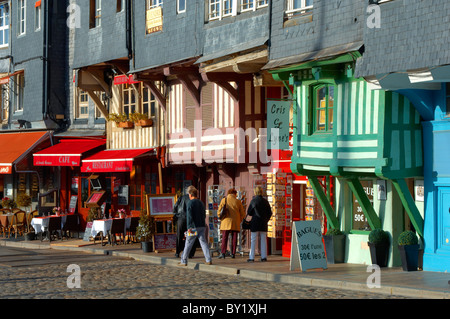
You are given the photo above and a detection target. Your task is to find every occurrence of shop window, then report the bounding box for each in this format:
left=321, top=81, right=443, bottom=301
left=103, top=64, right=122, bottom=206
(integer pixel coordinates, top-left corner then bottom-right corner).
left=89, top=0, right=101, bottom=28
left=0, top=83, right=9, bottom=123
left=18, top=0, right=25, bottom=36
left=352, top=180, right=373, bottom=232
left=14, top=72, right=24, bottom=113
left=121, top=83, right=158, bottom=119
left=286, top=0, right=313, bottom=19
left=177, top=0, right=186, bottom=13
left=311, top=84, right=334, bottom=133
left=147, top=0, right=163, bottom=9
left=35, top=1, right=41, bottom=31
left=116, top=0, right=124, bottom=13
left=209, top=0, right=267, bottom=21
left=0, top=2, right=9, bottom=47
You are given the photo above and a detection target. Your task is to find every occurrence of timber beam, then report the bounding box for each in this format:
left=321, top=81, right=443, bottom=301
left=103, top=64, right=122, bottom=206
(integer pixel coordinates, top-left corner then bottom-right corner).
left=86, top=90, right=109, bottom=118
left=142, top=80, right=167, bottom=112
left=392, top=179, right=424, bottom=238
left=308, top=176, right=340, bottom=230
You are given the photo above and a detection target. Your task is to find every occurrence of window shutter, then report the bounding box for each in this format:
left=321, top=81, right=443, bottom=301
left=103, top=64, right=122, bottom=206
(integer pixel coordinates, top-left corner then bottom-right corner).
left=185, top=87, right=196, bottom=131
left=201, top=82, right=214, bottom=129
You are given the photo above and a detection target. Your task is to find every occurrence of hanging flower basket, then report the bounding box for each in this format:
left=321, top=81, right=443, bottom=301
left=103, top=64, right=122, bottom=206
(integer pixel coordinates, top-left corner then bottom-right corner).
left=136, top=119, right=153, bottom=127
left=118, top=121, right=134, bottom=129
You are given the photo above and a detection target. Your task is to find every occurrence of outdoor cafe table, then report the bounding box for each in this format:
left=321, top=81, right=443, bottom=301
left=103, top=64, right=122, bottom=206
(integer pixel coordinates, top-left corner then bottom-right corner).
left=30, top=214, right=79, bottom=234
left=91, top=217, right=131, bottom=245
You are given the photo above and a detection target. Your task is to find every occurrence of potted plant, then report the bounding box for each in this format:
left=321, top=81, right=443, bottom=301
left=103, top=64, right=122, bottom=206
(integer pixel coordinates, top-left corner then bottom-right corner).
left=398, top=230, right=419, bottom=271
left=107, top=113, right=134, bottom=129
left=130, top=112, right=153, bottom=127
left=368, top=229, right=390, bottom=267
left=323, top=228, right=346, bottom=264
left=87, top=207, right=102, bottom=222
left=136, top=210, right=155, bottom=253
left=16, top=192, right=31, bottom=211
left=1, top=197, right=16, bottom=210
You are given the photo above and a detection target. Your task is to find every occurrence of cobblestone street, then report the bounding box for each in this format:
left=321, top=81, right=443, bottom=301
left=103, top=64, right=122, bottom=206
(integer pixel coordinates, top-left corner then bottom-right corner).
left=0, top=254, right=410, bottom=300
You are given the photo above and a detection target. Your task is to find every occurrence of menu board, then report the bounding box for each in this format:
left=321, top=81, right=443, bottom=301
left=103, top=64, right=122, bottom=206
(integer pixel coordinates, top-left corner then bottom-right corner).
left=290, top=220, right=328, bottom=272
left=153, top=233, right=176, bottom=252
left=147, top=194, right=176, bottom=217
left=69, top=195, right=78, bottom=214
left=86, top=191, right=105, bottom=208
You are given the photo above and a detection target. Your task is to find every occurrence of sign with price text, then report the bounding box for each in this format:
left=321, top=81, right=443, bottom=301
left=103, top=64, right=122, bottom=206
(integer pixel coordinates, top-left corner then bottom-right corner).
left=290, top=220, right=328, bottom=272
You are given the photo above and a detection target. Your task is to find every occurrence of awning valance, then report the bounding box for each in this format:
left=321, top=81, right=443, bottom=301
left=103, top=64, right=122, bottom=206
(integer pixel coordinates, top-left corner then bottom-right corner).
left=81, top=149, right=155, bottom=173
left=0, top=131, right=50, bottom=174
left=33, top=139, right=106, bottom=167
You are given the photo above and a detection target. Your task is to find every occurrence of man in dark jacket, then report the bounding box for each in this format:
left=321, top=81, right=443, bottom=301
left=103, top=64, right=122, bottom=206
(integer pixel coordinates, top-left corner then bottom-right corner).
left=173, top=187, right=197, bottom=258
left=246, top=186, right=272, bottom=262
left=179, top=187, right=212, bottom=266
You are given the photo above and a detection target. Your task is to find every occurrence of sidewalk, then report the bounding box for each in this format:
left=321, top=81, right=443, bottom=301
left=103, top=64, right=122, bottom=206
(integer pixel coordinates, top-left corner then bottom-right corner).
left=1, top=238, right=449, bottom=299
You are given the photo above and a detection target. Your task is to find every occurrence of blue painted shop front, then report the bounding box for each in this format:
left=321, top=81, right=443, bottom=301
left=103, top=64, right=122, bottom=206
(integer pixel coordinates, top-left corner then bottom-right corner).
left=403, top=83, right=450, bottom=272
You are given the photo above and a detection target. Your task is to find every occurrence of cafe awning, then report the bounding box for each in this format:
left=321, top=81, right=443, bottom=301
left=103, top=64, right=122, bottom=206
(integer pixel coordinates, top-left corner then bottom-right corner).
left=0, top=131, right=51, bottom=174
left=81, top=148, right=155, bottom=173
left=33, top=138, right=106, bottom=167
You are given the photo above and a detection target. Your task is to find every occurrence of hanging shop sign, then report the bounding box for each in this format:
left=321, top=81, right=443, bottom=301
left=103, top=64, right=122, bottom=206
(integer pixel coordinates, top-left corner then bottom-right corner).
left=290, top=220, right=328, bottom=272
left=267, top=100, right=291, bottom=150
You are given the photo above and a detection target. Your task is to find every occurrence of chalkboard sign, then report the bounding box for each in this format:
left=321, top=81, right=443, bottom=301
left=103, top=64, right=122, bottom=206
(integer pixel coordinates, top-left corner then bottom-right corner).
left=153, top=233, right=176, bottom=252
left=83, top=222, right=93, bottom=241
left=69, top=195, right=77, bottom=214
left=290, top=220, right=328, bottom=272
left=118, top=185, right=129, bottom=205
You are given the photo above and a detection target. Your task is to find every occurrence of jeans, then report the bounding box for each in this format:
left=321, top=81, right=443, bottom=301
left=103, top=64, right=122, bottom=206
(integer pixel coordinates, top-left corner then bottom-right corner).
left=249, top=231, right=267, bottom=260
left=181, top=227, right=211, bottom=264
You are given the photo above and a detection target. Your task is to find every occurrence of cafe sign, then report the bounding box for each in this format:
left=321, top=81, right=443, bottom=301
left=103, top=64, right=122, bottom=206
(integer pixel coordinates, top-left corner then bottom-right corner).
left=267, top=100, right=291, bottom=150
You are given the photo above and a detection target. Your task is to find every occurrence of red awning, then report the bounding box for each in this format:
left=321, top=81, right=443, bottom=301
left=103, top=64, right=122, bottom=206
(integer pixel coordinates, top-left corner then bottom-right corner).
left=33, top=139, right=106, bottom=167
left=0, top=131, right=50, bottom=174
left=81, top=149, right=155, bottom=173
left=271, top=149, right=308, bottom=183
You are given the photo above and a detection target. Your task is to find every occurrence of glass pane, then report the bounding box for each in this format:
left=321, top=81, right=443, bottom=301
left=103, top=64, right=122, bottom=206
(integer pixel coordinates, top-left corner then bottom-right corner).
left=316, top=87, right=326, bottom=131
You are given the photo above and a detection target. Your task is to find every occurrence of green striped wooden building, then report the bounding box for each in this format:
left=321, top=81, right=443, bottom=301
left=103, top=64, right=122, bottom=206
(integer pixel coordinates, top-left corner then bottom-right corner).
left=269, top=53, right=424, bottom=265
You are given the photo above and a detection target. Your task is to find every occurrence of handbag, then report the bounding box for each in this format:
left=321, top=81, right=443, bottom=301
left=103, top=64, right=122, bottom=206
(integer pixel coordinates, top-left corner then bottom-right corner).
left=218, top=197, right=229, bottom=220
left=242, top=215, right=252, bottom=230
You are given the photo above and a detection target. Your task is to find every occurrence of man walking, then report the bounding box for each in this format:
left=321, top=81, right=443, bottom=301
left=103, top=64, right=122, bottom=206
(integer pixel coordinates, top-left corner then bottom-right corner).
left=173, top=186, right=198, bottom=258
left=179, top=187, right=212, bottom=266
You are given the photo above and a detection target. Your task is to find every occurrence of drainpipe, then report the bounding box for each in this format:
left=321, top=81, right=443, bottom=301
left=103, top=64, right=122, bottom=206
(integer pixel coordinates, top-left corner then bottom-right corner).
left=42, top=0, right=50, bottom=120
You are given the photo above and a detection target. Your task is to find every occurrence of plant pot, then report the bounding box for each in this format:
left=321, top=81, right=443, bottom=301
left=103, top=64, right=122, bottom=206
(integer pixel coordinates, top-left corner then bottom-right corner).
left=368, top=242, right=390, bottom=267
left=136, top=119, right=153, bottom=127
left=141, top=241, right=152, bottom=253
left=398, top=244, right=419, bottom=271
left=324, top=234, right=345, bottom=264
left=117, top=121, right=134, bottom=129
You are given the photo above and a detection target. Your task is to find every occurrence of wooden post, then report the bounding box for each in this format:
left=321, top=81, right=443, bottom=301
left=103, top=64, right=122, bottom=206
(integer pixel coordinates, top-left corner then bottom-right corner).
left=308, top=176, right=340, bottom=230
left=392, top=179, right=424, bottom=238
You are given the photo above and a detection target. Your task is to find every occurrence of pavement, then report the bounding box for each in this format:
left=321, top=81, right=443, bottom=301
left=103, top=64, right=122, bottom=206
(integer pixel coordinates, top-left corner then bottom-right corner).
left=0, top=237, right=449, bottom=299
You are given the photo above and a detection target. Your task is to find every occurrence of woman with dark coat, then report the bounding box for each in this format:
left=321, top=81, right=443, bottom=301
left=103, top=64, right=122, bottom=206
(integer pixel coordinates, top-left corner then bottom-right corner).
left=246, top=186, right=272, bottom=262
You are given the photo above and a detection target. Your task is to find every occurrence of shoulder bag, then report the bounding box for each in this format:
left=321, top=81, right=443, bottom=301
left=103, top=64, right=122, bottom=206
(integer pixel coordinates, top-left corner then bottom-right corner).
left=218, top=197, right=229, bottom=220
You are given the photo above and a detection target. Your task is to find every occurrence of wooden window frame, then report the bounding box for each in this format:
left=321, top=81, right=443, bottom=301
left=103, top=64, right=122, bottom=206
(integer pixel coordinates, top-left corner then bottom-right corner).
left=310, top=83, right=334, bottom=134
left=0, top=3, right=9, bottom=47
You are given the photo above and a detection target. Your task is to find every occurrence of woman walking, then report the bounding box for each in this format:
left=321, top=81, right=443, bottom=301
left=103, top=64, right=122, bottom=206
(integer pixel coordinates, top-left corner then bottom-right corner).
left=246, top=186, right=272, bottom=262
left=217, top=188, right=245, bottom=259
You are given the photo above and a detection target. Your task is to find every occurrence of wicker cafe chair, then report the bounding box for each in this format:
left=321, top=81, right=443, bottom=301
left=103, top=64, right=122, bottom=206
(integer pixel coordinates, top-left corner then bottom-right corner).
left=45, top=216, right=62, bottom=242
left=26, top=210, right=39, bottom=232
left=9, top=211, right=26, bottom=238
left=126, top=217, right=140, bottom=243
left=109, top=218, right=125, bottom=245
left=62, top=214, right=80, bottom=239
